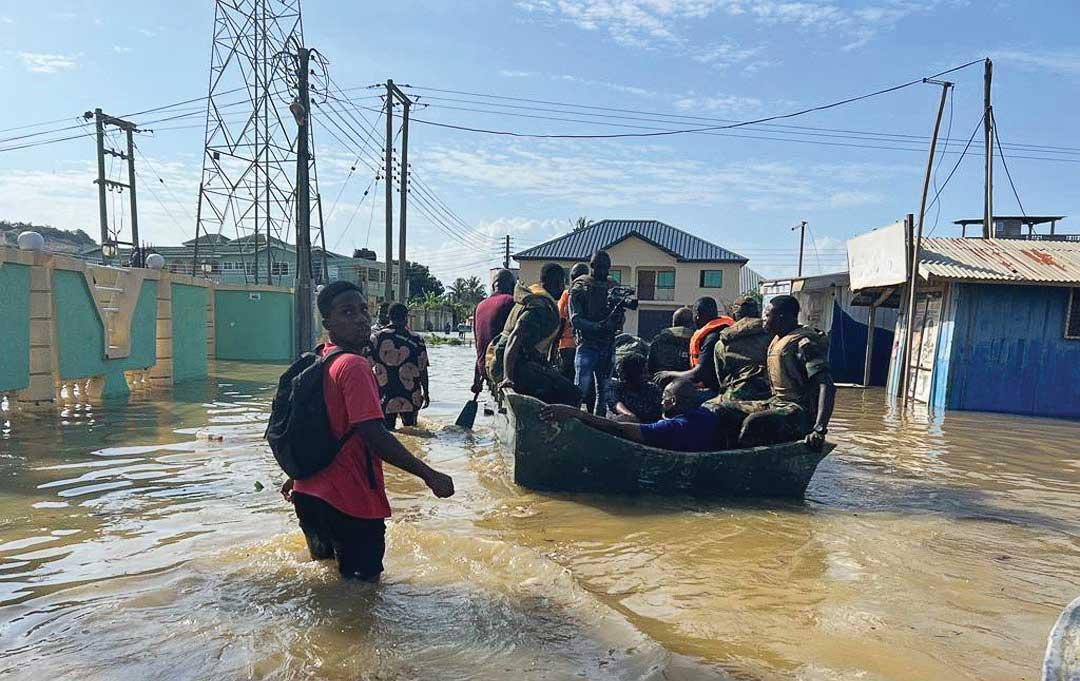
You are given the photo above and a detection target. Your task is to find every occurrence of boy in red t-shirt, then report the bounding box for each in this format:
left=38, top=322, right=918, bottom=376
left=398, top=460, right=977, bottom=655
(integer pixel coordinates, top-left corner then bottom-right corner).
left=281, top=281, right=454, bottom=581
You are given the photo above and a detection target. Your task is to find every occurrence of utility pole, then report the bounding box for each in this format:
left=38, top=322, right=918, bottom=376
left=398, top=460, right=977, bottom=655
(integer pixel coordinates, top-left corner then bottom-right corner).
left=504, top=234, right=511, bottom=269
left=384, top=80, right=394, bottom=302
left=983, top=58, right=994, bottom=239
left=293, top=46, right=314, bottom=354
left=792, top=220, right=807, bottom=277
left=901, top=80, right=951, bottom=410
left=87, top=108, right=142, bottom=266
left=398, top=95, right=410, bottom=302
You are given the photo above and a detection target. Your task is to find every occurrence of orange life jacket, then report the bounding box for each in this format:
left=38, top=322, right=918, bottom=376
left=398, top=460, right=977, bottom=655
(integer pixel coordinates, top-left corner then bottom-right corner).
left=689, top=316, right=735, bottom=367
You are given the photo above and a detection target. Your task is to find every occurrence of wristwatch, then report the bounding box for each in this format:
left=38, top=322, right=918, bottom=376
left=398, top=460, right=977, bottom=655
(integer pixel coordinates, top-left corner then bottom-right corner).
left=812, top=425, right=828, bottom=436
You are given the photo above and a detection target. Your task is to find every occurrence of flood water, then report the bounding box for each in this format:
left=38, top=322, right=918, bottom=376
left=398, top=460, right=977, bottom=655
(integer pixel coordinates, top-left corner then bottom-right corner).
left=0, top=342, right=1078, bottom=680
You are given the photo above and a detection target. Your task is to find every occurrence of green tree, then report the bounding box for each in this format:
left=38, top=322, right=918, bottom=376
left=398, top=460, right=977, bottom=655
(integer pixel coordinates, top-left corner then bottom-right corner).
left=570, top=216, right=591, bottom=232
left=406, top=261, right=444, bottom=300
left=447, top=276, right=486, bottom=306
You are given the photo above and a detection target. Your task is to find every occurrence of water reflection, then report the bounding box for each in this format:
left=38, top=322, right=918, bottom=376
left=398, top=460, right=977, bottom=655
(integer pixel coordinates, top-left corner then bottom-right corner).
left=0, top=345, right=1077, bottom=680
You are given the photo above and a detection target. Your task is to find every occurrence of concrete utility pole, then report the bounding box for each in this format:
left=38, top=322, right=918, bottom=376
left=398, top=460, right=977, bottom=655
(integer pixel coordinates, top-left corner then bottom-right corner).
left=983, top=58, right=994, bottom=239
left=87, top=108, right=142, bottom=266
left=901, top=80, right=952, bottom=409
left=293, top=46, right=314, bottom=354
left=792, top=220, right=807, bottom=277
left=504, top=234, right=511, bottom=269
left=384, top=80, right=395, bottom=302
left=397, top=94, right=410, bottom=302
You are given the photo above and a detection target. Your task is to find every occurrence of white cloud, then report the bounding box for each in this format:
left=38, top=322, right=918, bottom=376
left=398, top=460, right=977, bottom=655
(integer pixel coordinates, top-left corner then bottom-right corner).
left=113, top=45, right=134, bottom=54
left=418, top=142, right=892, bottom=214
left=516, top=0, right=936, bottom=56
left=1, top=16, right=13, bottom=24
left=674, top=94, right=762, bottom=114
left=137, top=27, right=157, bottom=38
left=17, top=52, right=79, bottom=74
left=991, top=49, right=1080, bottom=76
left=498, top=69, right=660, bottom=98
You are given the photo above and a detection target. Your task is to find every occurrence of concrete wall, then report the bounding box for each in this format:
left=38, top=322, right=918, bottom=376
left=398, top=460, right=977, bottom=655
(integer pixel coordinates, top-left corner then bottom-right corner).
left=516, top=235, right=743, bottom=336
left=0, top=260, right=30, bottom=392
left=0, top=245, right=295, bottom=405
left=172, top=283, right=210, bottom=382
left=214, top=287, right=295, bottom=362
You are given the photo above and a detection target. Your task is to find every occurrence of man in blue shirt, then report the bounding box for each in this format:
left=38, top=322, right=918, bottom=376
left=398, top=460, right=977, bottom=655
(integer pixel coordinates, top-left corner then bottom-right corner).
left=539, top=378, right=719, bottom=452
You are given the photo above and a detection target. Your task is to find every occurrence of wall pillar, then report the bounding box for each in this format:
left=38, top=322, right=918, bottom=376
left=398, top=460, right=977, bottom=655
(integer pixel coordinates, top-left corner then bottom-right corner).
left=205, top=285, right=216, bottom=365
left=149, top=276, right=174, bottom=387
left=17, top=257, right=58, bottom=404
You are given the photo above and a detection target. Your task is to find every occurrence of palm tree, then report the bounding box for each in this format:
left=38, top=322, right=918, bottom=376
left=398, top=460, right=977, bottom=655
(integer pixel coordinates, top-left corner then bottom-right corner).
left=447, top=276, right=486, bottom=306
left=571, top=216, right=591, bottom=232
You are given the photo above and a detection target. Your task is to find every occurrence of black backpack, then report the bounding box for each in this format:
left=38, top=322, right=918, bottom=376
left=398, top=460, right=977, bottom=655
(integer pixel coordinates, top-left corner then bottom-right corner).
left=265, top=345, right=375, bottom=484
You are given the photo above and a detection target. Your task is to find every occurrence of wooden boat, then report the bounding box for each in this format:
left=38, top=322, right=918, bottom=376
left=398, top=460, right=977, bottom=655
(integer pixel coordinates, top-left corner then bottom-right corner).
left=498, top=391, right=833, bottom=498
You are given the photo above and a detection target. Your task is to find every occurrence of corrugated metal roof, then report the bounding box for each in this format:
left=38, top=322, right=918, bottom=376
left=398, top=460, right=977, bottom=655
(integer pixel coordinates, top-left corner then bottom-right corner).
left=514, top=219, right=746, bottom=263
left=920, top=238, right=1080, bottom=284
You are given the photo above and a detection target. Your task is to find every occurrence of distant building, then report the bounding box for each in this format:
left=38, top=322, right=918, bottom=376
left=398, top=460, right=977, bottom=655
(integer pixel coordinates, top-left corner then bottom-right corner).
left=513, top=219, right=749, bottom=339
left=848, top=216, right=1080, bottom=418
left=760, top=272, right=899, bottom=386
left=82, top=234, right=404, bottom=303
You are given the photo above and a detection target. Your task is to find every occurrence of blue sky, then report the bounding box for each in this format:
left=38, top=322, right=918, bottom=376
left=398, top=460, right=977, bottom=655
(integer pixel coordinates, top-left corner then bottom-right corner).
left=1, top=0, right=1079, bottom=285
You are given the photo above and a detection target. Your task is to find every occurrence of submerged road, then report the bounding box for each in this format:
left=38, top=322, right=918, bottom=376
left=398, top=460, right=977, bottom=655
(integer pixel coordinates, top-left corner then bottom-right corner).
left=0, top=342, right=1078, bottom=680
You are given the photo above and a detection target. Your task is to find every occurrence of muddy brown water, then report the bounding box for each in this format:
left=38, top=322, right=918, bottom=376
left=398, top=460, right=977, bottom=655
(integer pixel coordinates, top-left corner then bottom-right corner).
left=0, top=343, right=1077, bottom=680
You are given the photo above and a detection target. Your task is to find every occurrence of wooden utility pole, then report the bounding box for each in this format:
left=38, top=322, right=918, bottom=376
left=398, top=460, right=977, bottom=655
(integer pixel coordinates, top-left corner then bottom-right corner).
left=504, top=234, right=511, bottom=269
left=983, top=58, right=994, bottom=239
left=792, top=220, right=807, bottom=277
left=87, top=108, right=141, bottom=266
left=901, top=81, right=951, bottom=409
left=384, top=80, right=395, bottom=302
left=398, top=95, right=410, bottom=302
left=293, top=46, right=314, bottom=354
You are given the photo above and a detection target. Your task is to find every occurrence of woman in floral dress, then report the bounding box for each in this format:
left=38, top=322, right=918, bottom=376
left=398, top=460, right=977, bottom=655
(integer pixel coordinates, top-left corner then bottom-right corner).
left=370, top=303, right=430, bottom=429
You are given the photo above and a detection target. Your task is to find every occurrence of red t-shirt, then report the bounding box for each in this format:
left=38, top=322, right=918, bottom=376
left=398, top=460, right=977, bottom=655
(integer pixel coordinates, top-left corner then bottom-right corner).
left=292, top=344, right=392, bottom=519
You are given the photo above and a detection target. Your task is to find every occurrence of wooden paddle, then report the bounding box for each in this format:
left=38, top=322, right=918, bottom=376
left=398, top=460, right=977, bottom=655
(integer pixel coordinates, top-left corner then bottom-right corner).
left=455, top=395, right=479, bottom=429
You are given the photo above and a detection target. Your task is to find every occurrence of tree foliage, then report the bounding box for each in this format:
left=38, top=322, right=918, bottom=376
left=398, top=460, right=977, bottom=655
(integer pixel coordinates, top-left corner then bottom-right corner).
left=570, top=216, right=592, bottom=232
left=447, top=276, right=486, bottom=307
left=406, top=261, right=444, bottom=300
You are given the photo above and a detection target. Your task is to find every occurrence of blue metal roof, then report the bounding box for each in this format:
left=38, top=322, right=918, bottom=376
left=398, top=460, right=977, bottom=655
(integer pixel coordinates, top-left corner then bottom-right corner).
left=514, top=219, right=747, bottom=263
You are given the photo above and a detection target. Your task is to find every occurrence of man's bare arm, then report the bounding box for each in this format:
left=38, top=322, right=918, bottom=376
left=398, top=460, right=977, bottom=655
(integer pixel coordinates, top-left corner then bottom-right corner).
left=355, top=420, right=454, bottom=497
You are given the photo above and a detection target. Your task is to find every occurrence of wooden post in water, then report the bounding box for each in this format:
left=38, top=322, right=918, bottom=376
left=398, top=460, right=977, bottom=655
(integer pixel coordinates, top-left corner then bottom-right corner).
left=901, top=81, right=951, bottom=410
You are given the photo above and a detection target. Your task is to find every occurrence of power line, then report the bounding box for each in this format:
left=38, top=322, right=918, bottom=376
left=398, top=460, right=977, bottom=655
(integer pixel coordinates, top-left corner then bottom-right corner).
left=992, top=109, right=1027, bottom=219
left=405, top=59, right=985, bottom=140
left=926, top=112, right=986, bottom=237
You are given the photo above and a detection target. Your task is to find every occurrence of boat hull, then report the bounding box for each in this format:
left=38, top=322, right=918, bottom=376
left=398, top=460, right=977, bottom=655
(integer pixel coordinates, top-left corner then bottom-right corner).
left=499, top=392, right=832, bottom=498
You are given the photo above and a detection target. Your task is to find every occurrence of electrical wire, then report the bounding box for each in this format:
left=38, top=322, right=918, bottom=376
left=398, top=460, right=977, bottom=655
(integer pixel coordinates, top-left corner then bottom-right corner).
left=925, top=112, right=986, bottom=237
left=992, top=109, right=1028, bottom=219
left=406, top=59, right=986, bottom=140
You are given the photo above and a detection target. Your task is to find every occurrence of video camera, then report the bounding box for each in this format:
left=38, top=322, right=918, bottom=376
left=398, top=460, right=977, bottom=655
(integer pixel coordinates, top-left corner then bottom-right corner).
left=607, top=285, right=639, bottom=312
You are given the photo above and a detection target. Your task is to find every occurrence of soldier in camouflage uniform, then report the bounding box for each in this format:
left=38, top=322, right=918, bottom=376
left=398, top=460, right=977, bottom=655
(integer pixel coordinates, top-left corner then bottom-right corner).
left=490, top=263, right=581, bottom=407
left=707, top=295, right=836, bottom=450
left=714, top=296, right=772, bottom=401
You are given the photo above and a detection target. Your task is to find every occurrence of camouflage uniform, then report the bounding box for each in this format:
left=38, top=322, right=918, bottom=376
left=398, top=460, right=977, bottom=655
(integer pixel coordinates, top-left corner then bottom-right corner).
left=487, top=282, right=581, bottom=406
left=714, top=317, right=772, bottom=401
left=647, top=325, right=693, bottom=374
left=706, top=326, right=830, bottom=448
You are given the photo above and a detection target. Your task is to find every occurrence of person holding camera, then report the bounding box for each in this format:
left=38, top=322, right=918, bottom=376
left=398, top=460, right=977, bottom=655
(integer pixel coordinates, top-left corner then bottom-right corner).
left=568, top=250, right=623, bottom=416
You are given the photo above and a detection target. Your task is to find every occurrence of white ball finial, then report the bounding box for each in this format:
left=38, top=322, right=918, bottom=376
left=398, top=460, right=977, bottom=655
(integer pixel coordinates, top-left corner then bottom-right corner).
left=17, top=231, right=44, bottom=251
left=145, top=253, right=165, bottom=270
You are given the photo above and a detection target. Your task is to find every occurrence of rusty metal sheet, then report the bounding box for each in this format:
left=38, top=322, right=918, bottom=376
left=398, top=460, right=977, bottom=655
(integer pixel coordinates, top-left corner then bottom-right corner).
left=919, top=238, right=1080, bottom=284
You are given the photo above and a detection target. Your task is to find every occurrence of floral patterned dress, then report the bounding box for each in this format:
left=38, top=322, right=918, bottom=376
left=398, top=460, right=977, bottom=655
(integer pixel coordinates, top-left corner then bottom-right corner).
left=370, top=326, right=429, bottom=415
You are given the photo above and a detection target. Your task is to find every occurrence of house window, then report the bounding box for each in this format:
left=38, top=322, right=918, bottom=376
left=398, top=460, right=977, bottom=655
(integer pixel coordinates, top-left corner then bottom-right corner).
left=271, top=262, right=289, bottom=276
left=168, top=263, right=184, bottom=274
left=221, top=261, right=235, bottom=271
left=610, top=270, right=622, bottom=284
left=699, top=270, right=723, bottom=288
left=656, top=271, right=675, bottom=289
left=245, top=261, right=258, bottom=276
left=1067, top=288, right=1080, bottom=339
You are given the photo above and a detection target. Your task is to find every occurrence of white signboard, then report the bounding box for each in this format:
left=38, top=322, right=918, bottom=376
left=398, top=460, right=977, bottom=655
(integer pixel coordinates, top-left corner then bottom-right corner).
left=847, top=220, right=908, bottom=291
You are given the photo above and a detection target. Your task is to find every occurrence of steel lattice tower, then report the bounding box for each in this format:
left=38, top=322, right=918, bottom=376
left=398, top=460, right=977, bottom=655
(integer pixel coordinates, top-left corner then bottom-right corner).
left=193, top=0, right=319, bottom=284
